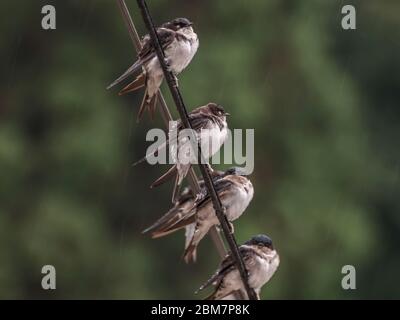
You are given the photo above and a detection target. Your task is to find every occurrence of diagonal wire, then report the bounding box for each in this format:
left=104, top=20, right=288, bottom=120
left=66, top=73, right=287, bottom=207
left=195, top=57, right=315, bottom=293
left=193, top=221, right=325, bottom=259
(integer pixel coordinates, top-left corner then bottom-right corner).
left=135, top=0, right=257, bottom=300
left=114, top=0, right=251, bottom=300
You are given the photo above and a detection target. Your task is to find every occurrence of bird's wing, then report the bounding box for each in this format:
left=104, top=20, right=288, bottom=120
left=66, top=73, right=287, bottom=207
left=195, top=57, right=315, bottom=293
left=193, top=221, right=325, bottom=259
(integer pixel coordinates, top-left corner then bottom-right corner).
left=196, top=246, right=255, bottom=293
left=142, top=187, right=193, bottom=235
left=144, top=188, right=200, bottom=237
left=146, top=180, right=214, bottom=236
left=176, top=111, right=212, bottom=132
left=145, top=178, right=233, bottom=239
left=146, top=113, right=214, bottom=189
left=107, top=28, right=176, bottom=89
left=194, top=178, right=234, bottom=210
left=149, top=208, right=196, bottom=238
left=106, top=60, right=144, bottom=90
left=134, top=111, right=211, bottom=168
left=138, top=28, right=176, bottom=62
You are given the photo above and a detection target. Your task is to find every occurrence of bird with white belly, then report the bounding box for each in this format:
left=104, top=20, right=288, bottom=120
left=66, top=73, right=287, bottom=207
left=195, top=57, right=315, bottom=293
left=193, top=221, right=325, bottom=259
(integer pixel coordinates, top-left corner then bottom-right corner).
left=107, top=17, right=199, bottom=121
left=197, top=234, right=280, bottom=300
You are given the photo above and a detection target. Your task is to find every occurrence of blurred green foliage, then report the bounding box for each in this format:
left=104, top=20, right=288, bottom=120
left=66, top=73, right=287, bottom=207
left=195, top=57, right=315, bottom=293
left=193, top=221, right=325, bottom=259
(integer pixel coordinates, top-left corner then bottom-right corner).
left=1, top=0, right=399, bottom=299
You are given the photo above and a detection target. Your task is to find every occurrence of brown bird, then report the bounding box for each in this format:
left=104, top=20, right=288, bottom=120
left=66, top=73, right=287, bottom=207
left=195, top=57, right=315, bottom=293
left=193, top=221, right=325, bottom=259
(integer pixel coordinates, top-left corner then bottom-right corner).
left=142, top=167, right=230, bottom=262
left=142, top=167, right=253, bottom=263
left=107, top=18, right=198, bottom=121
left=135, top=102, right=229, bottom=203
left=197, top=234, right=280, bottom=300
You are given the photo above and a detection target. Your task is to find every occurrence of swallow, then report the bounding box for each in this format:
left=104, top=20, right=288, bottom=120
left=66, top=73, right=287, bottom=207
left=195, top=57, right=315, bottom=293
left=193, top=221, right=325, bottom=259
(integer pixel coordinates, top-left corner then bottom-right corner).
left=142, top=167, right=253, bottom=263
left=136, top=102, right=229, bottom=202
left=142, top=167, right=233, bottom=262
left=107, top=17, right=199, bottom=121
left=196, top=234, right=280, bottom=300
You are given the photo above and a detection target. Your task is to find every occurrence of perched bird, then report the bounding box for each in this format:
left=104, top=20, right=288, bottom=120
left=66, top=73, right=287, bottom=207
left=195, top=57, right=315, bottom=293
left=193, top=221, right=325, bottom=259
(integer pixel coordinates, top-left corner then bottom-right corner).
left=107, top=17, right=199, bottom=121
left=142, top=167, right=235, bottom=262
left=197, top=234, right=280, bottom=300
left=142, top=167, right=253, bottom=263
left=137, top=102, right=229, bottom=202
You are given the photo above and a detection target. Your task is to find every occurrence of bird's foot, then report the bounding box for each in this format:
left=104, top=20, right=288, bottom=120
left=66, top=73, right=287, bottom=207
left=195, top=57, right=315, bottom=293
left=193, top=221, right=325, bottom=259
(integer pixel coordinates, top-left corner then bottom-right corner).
left=206, top=163, right=214, bottom=174
left=173, top=74, right=179, bottom=87
left=163, top=57, right=172, bottom=72
left=228, top=221, right=234, bottom=234
left=163, top=58, right=179, bottom=84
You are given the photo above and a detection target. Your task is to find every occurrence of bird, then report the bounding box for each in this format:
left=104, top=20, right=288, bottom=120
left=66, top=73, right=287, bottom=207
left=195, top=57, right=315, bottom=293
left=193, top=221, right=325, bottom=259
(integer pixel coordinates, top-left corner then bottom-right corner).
left=196, top=234, right=280, bottom=300
left=136, top=102, right=229, bottom=203
left=141, top=167, right=233, bottom=262
left=142, top=167, right=253, bottom=263
left=107, top=17, right=199, bottom=121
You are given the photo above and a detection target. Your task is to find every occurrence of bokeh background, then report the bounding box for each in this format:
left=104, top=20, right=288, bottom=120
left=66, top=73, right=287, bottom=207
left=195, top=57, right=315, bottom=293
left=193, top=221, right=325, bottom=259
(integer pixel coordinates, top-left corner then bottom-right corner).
left=1, top=0, right=399, bottom=299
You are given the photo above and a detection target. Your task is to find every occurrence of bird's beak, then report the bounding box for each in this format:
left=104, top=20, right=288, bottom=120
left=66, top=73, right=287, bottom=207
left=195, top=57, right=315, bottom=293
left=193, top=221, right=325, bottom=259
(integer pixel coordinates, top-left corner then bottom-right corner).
left=225, top=112, right=230, bottom=116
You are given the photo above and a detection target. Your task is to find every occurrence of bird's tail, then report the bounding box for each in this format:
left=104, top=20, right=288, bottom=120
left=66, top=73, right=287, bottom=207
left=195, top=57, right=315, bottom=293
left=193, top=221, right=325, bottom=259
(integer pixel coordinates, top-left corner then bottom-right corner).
left=171, top=171, right=182, bottom=204
left=150, top=164, right=186, bottom=204
left=195, top=282, right=218, bottom=300
left=205, top=288, right=236, bottom=300
left=183, top=242, right=197, bottom=264
left=131, top=137, right=169, bottom=167
left=137, top=89, right=158, bottom=122
left=106, top=61, right=142, bottom=90
left=184, top=224, right=197, bottom=263
left=118, top=73, right=146, bottom=95
left=141, top=204, right=181, bottom=235
left=145, top=214, right=196, bottom=240
left=204, top=290, right=219, bottom=300
left=150, top=165, right=177, bottom=189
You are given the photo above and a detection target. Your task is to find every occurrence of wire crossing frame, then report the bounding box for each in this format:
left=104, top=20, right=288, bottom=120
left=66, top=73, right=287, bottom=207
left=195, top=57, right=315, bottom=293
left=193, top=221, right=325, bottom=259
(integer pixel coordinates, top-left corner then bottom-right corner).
left=115, top=0, right=257, bottom=300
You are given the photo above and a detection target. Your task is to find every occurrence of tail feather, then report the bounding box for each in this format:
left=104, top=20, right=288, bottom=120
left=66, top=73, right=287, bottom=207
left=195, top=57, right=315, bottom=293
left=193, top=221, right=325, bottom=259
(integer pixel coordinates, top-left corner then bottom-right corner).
left=171, top=172, right=182, bottom=204
left=196, top=272, right=219, bottom=294
left=144, top=210, right=196, bottom=239
left=107, top=61, right=142, bottom=90
left=135, top=91, right=158, bottom=122
left=137, top=89, right=149, bottom=122
left=184, top=224, right=197, bottom=263
left=150, top=228, right=179, bottom=239
left=205, top=289, right=235, bottom=300
left=142, top=206, right=181, bottom=235
left=154, top=214, right=196, bottom=237
left=186, top=247, right=197, bottom=263
left=132, top=136, right=168, bottom=167
left=149, top=94, right=158, bottom=121
left=204, top=290, right=218, bottom=300
left=150, top=165, right=177, bottom=188
left=197, top=279, right=235, bottom=300
left=118, top=73, right=146, bottom=95
left=183, top=242, right=197, bottom=264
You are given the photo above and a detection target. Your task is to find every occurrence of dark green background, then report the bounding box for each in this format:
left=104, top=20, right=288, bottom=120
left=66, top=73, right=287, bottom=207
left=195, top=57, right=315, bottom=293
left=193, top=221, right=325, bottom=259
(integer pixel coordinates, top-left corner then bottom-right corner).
left=1, top=0, right=399, bottom=299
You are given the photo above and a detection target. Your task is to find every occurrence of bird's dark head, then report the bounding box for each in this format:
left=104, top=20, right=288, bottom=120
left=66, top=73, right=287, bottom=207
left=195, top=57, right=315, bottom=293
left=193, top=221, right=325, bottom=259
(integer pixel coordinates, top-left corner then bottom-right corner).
left=245, top=234, right=274, bottom=250
left=164, top=17, right=193, bottom=31
left=223, top=166, right=250, bottom=177
left=207, top=102, right=229, bottom=118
